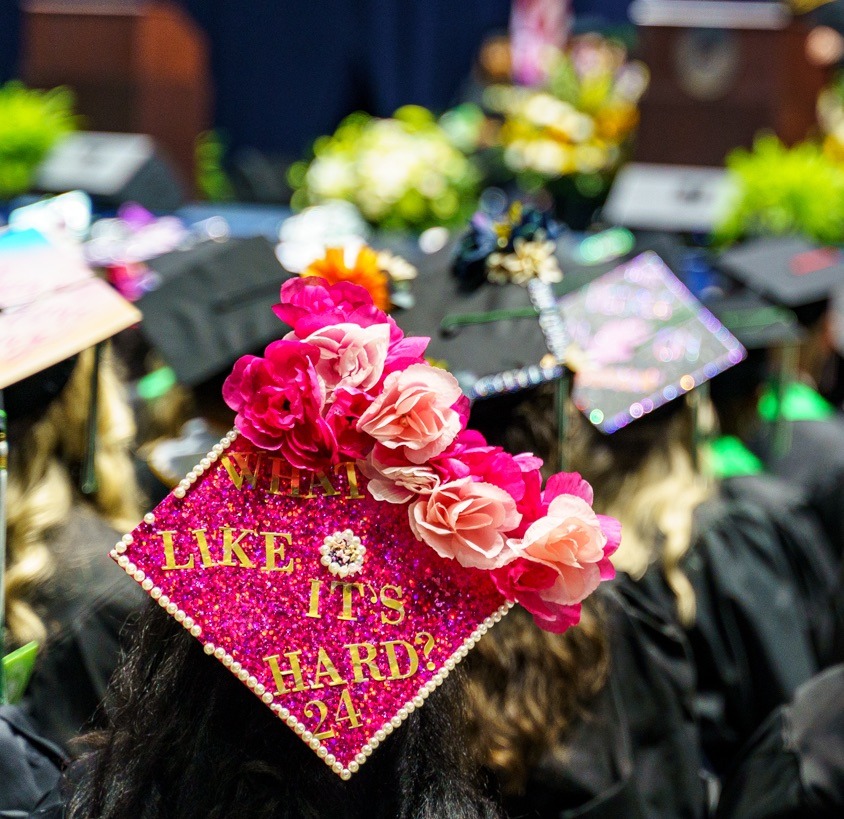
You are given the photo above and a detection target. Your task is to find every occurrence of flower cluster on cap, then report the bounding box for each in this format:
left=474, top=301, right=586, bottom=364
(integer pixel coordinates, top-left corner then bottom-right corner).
left=223, top=276, right=620, bottom=633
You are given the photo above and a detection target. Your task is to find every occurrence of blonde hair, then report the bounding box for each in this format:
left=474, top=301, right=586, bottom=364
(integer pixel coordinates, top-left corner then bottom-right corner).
left=503, top=385, right=713, bottom=626
left=5, top=346, right=142, bottom=646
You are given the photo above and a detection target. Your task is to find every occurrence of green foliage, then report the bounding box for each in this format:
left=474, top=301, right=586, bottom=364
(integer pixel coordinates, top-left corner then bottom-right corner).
left=716, top=135, right=844, bottom=245
left=0, top=82, right=78, bottom=199
left=195, top=130, right=235, bottom=202
left=288, top=106, right=480, bottom=233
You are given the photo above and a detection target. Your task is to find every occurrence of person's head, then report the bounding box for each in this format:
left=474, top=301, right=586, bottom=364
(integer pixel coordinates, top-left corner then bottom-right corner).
left=66, top=602, right=501, bottom=819
left=496, top=384, right=711, bottom=625
left=463, top=601, right=608, bottom=796
left=5, top=345, right=141, bottom=645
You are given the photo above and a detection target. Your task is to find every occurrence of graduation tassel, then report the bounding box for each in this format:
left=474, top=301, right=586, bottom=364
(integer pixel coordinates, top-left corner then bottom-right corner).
left=80, top=343, right=104, bottom=496
left=554, top=369, right=572, bottom=473
left=688, top=381, right=711, bottom=475
left=772, top=341, right=798, bottom=458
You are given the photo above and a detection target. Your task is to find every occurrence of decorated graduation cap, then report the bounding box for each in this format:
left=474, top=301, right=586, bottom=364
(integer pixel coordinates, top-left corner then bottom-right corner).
left=111, top=274, right=620, bottom=779
left=139, top=237, right=294, bottom=387
left=0, top=227, right=140, bottom=700
left=558, top=251, right=746, bottom=433
left=717, top=237, right=844, bottom=327
left=0, top=228, right=141, bottom=394
left=392, top=203, right=565, bottom=400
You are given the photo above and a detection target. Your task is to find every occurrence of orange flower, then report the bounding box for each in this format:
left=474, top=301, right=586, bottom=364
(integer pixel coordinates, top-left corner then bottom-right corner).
left=302, top=246, right=391, bottom=311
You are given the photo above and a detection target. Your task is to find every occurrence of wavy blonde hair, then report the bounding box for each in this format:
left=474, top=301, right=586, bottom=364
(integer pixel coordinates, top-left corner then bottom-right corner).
left=502, top=385, right=713, bottom=625
left=6, top=346, right=141, bottom=646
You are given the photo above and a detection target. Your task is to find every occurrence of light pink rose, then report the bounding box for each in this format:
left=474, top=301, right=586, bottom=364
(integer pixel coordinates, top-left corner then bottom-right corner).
left=506, top=493, right=611, bottom=606
left=296, top=322, right=390, bottom=394
left=356, top=363, right=463, bottom=464
left=360, top=445, right=441, bottom=503
left=408, top=477, right=521, bottom=570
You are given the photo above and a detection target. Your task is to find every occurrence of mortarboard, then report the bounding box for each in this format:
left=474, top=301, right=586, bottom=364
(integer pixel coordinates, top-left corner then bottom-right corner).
left=717, top=237, right=844, bottom=324
left=559, top=251, right=746, bottom=433
left=0, top=227, right=140, bottom=700
left=139, top=237, right=293, bottom=387
left=111, top=274, right=620, bottom=779
left=0, top=228, right=141, bottom=393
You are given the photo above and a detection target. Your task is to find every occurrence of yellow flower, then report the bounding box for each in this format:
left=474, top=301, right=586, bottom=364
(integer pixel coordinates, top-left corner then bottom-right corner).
left=302, top=246, right=391, bottom=311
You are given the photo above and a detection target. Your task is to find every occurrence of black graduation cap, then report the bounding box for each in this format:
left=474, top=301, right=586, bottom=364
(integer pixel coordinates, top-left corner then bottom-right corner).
left=389, top=238, right=557, bottom=399
left=717, top=237, right=844, bottom=326
left=139, top=237, right=293, bottom=387
left=704, top=290, right=804, bottom=351
left=389, top=222, right=695, bottom=401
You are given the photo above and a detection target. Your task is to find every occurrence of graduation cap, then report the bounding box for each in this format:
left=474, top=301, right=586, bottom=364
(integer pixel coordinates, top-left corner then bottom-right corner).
left=0, top=227, right=140, bottom=701
left=0, top=228, right=141, bottom=393
left=717, top=237, right=844, bottom=327
left=558, top=251, right=746, bottom=434
left=139, top=237, right=293, bottom=387
left=109, top=273, right=620, bottom=778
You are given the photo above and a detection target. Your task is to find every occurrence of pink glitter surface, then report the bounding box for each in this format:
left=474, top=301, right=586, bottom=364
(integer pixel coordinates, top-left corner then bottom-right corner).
left=117, top=435, right=508, bottom=774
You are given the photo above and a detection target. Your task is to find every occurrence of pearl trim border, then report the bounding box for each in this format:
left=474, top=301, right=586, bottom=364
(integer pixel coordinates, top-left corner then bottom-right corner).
left=111, top=428, right=515, bottom=779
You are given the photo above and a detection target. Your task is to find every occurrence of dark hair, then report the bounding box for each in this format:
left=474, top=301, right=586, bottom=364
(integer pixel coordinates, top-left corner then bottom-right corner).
left=67, top=602, right=502, bottom=819
left=463, top=602, right=608, bottom=795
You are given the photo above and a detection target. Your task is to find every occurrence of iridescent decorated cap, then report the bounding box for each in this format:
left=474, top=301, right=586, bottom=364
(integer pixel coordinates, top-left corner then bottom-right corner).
left=113, top=273, right=620, bottom=778
left=559, top=251, right=746, bottom=433
left=0, top=227, right=141, bottom=392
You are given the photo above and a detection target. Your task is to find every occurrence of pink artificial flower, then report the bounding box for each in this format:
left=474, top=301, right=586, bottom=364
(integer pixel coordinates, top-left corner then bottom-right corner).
left=273, top=277, right=387, bottom=337
left=408, top=477, right=521, bottom=570
left=324, top=388, right=376, bottom=461
left=356, top=364, right=464, bottom=464
left=296, top=322, right=390, bottom=394
left=222, top=340, right=337, bottom=469
left=492, top=472, right=621, bottom=634
left=432, top=429, right=527, bottom=501
left=360, top=445, right=441, bottom=503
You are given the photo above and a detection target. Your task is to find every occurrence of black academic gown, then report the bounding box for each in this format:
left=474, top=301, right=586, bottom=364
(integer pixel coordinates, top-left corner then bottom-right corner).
left=719, top=474, right=843, bottom=669
left=21, top=505, right=147, bottom=749
left=0, top=705, right=64, bottom=817
left=638, top=497, right=826, bottom=776
left=716, top=663, right=844, bottom=819
left=503, top=580, right=708, bottom=819
left=752, top=415, right=844, bottom=564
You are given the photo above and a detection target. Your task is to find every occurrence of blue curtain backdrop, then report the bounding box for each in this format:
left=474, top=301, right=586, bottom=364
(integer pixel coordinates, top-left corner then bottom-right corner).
left=0, top=0, right=21, bottom=82
left=183, top=0, right=511, bottom=159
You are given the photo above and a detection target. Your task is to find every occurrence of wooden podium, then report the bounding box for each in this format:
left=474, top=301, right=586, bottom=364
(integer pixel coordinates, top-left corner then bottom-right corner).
left=631, top=1, right=831, bottom=165
left=22, top=0, right=211, bottom=191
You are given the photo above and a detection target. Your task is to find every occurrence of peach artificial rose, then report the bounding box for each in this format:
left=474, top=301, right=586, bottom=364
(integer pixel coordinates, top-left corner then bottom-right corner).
left=408, top=477, right=521, bottom=570
left=296, top=321, right=390, bottom=394
left=356, top=363, right=463, bottom=464
left=506, top=492, right=612, bottom=606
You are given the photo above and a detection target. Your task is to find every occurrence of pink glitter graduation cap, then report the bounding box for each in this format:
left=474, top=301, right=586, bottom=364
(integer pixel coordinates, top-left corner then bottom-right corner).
left=112, top=276, right=620, bottom=779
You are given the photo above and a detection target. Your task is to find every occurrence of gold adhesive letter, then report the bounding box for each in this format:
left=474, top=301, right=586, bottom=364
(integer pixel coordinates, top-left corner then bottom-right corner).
left=220, top=451, right=259, bottom=490
left=335, top=461, right=364, bottom=499
left=382, top=640, right=419, bottom=680
left=344, top=643, right=385, bottom=683
left=379, top=584, right=406, bottom=625
left=330, top=581, right=364, bottom=621
left=158, top=531, right=194, bottom=570
left=261, top=532, right=293, bottom=572
left=219, top=528, right=256, bottom=568
left=264, top=651, right=310, bottom=694
left=310, top=647, right=347, bottom=690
